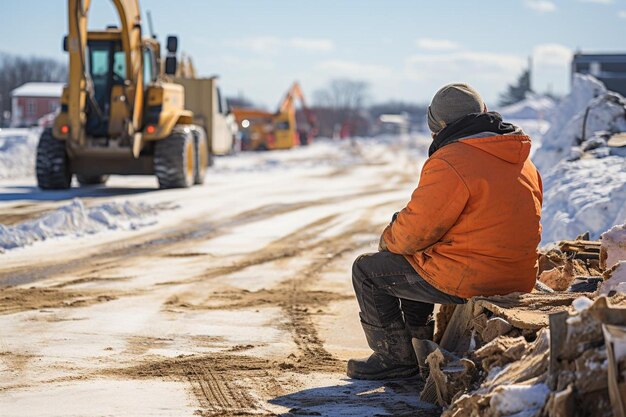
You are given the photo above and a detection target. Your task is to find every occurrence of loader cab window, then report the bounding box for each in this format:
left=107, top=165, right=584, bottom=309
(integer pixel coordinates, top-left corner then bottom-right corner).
left=88, top=41, right=126, bottom=106
left=143, top=47, right=157, bottom=84
left=86, top=40, right=126, bottom=136
left=89, top=46, right=110, bottom=108
left=112, top=50, right=126, bottom=83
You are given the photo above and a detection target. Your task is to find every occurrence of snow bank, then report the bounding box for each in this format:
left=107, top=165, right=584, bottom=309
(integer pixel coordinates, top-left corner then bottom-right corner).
left=499, top=94, right=555, bottom=120
left=0, top=128, right=39, bottom=180
left=534, top=74, right=626, bottom=244
left=489, top=383, right=550, bottom=416
left=540, top=156, right=626, bottom=244
left=533, top=74, right=626, bottom=172
left=0, top=198, right=159, bottom=252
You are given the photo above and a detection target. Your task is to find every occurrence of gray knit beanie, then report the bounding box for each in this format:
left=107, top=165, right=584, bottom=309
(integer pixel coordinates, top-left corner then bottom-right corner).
left=427, top=83, right=485, bottom=134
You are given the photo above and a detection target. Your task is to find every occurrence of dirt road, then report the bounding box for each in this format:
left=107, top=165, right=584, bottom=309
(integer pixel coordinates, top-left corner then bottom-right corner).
left=0, top=139, right=440, bottom=416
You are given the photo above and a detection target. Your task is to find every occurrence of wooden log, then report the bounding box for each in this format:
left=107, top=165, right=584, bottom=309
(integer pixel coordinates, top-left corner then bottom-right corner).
left=439, top=300, right=476, bottom=354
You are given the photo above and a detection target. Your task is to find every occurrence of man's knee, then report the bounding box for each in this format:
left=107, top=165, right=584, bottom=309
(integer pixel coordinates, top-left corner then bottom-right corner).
left=352, top=253, right=373, bottom=288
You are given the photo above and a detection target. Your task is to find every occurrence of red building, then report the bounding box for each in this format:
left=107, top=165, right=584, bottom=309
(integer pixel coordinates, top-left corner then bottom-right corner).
left=10, top=82, right=64, bottom=127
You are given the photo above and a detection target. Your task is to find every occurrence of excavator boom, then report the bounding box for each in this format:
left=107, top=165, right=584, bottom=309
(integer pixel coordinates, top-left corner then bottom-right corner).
left=277, top=82, right=318, bottom=138
left=66, top=0, right=144, bottom=144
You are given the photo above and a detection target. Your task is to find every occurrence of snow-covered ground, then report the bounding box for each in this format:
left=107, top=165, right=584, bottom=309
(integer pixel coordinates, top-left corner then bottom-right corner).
left=0, top=128, right=39, bottom=180
left=0, top=134, right=439, bottom=417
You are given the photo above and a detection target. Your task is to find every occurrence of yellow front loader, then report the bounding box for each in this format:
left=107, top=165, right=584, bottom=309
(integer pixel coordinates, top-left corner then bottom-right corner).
left=36, top=0, right=234, bottom=189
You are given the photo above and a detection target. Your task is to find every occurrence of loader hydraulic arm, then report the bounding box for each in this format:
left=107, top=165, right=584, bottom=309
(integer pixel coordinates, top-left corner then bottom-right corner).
left=66, top=0, right=144, bottom=144
left=278, top=82, right=305, bottom=114
left=277, top=82, right=318, bottom=135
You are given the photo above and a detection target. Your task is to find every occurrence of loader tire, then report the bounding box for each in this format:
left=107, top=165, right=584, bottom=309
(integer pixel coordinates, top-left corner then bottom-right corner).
left=77, top=174, right=109, bottom=186
left=190, top=126, right=209, bottom=185
left=154, top=127, right=195, bottom=189
left=36, top=128, right=72, bottom=190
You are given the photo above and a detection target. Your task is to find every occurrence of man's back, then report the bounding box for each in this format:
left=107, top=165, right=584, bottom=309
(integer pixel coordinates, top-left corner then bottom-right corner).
left=417, top=133, right=543, bottom=297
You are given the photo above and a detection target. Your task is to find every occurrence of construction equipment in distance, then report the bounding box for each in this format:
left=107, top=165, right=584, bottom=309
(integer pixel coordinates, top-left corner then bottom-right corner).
left=36, top=0, right=236, bottom=190
left=231, top=82, right=317, bottom=151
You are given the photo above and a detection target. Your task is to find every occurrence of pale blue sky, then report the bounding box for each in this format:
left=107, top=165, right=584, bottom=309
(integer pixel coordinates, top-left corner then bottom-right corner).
left=2, top=0, right=626, bottom=107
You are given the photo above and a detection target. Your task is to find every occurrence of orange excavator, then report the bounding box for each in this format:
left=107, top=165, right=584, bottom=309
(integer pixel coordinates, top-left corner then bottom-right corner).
left=232, top=82, right=317, bottom=151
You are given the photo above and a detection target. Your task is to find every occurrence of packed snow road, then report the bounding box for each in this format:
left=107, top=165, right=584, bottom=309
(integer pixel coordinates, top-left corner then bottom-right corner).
left=0, top=137, right=441, bottom=416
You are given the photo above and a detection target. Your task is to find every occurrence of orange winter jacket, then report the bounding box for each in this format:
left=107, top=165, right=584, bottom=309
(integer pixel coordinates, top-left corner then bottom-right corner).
left=382, top=134, right=542, bottom=298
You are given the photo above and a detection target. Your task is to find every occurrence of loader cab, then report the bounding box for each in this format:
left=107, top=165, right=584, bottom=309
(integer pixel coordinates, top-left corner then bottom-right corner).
left=85, top=38, right=126, bottom=137
left=82, top=34, right=158, bottom=141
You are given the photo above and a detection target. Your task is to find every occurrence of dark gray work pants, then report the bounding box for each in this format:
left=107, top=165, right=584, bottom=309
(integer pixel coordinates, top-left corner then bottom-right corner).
left=352, top=251, right=465, bottom=328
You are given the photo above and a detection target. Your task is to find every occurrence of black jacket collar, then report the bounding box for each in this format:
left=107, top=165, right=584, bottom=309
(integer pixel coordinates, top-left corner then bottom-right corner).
left=429, top=112, right=519, bottom=157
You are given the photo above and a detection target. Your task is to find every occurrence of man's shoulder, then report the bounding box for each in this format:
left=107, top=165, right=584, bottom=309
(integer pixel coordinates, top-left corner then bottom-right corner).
left=428, top=140, right=481, bottom=163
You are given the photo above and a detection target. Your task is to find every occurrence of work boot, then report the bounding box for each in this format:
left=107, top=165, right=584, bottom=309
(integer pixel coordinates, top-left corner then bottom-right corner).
left=347, top=321, right=418, bottom=380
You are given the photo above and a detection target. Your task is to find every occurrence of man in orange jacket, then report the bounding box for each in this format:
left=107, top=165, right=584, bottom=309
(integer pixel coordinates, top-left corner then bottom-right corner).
left=347, top=83, right=542, bottom=380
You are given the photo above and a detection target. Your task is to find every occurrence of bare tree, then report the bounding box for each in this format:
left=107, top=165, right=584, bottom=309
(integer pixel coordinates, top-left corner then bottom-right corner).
left=0, top=53, right=67, bottom=126
left=313, top=78, right=369, bottom=111
left=313, top=79, right=370, bottom=137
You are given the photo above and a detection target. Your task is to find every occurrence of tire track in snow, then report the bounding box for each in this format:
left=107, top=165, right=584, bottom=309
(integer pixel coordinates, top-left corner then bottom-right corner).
left=0, top=187, right=400, bottom=288
left=166, top=208, right=383, bottom=373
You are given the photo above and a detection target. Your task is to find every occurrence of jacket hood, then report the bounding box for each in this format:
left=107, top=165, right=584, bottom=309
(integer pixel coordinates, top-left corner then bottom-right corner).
left=460, top=134, right=531, bottom=164
left=429, top=112, right=521, bottom=157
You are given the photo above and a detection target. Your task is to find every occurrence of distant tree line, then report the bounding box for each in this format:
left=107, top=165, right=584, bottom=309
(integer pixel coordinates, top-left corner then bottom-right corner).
left=0, top=52, right=67, bottom=126
left=310, top=79, right=427, bottom=137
